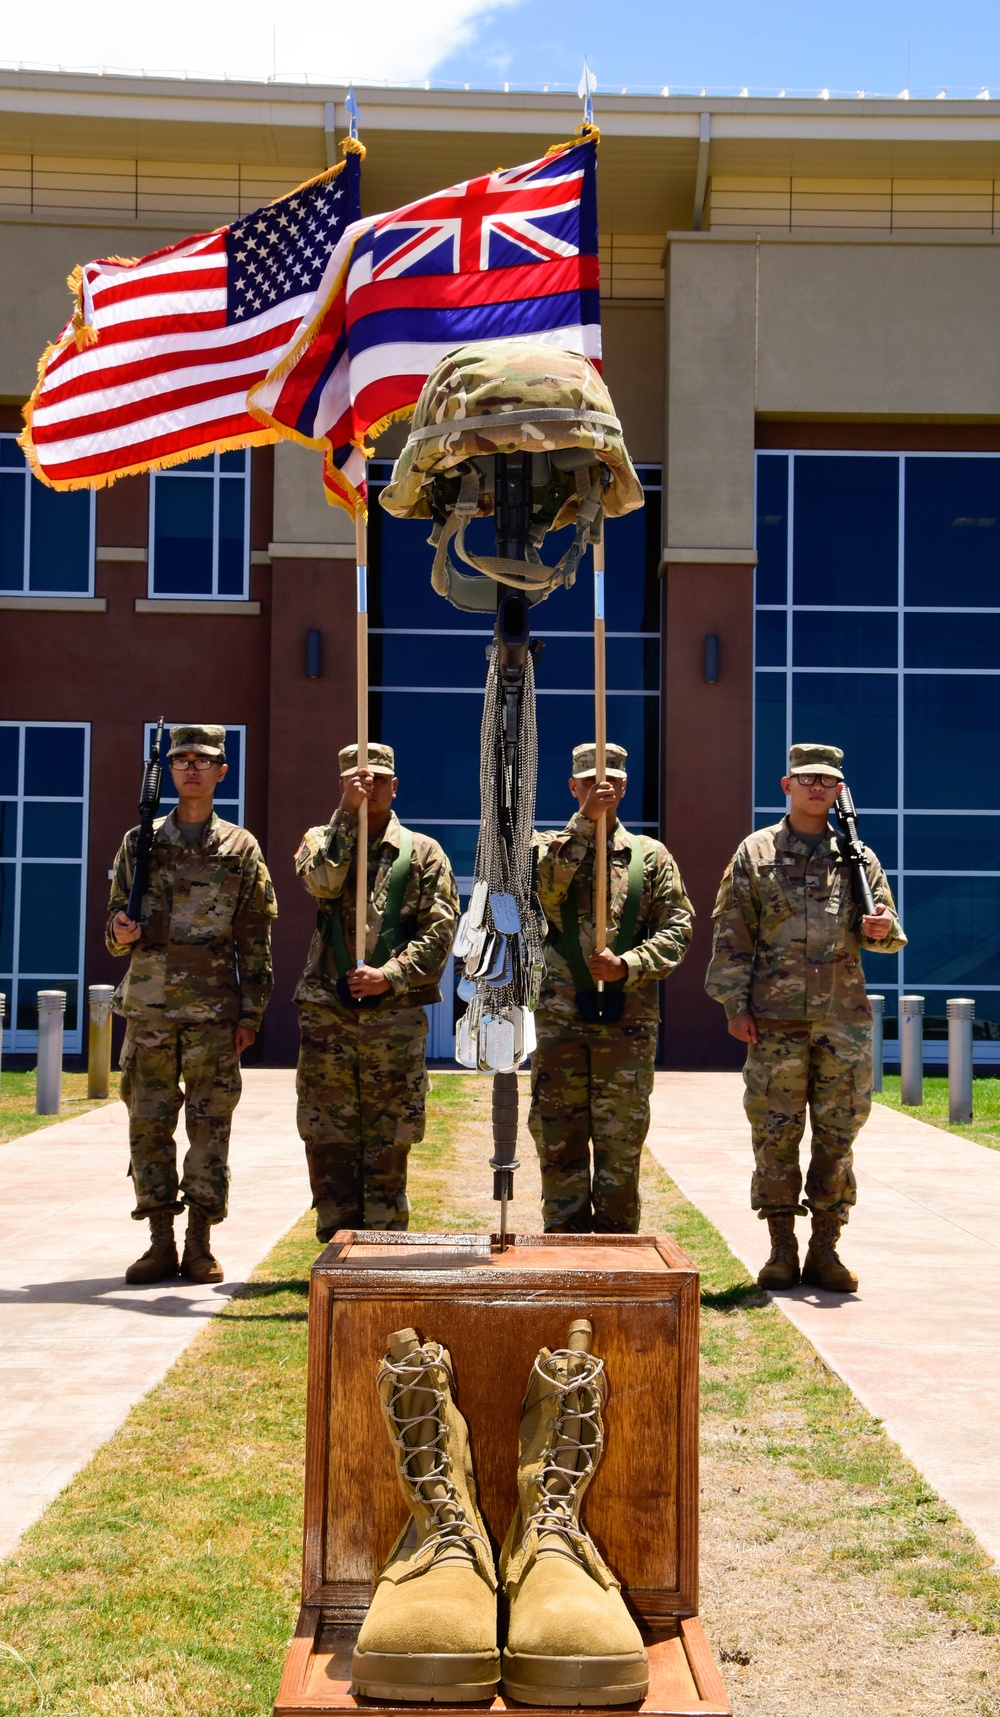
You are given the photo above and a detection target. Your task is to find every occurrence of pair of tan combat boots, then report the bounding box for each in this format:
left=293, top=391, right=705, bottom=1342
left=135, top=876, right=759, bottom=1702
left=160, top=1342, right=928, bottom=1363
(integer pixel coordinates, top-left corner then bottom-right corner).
left=758, top=1211, right=858, bottom=1293
left=352, top=1319, right=648, bottom=1708
left=124, top=1207, right=223, bottom=1285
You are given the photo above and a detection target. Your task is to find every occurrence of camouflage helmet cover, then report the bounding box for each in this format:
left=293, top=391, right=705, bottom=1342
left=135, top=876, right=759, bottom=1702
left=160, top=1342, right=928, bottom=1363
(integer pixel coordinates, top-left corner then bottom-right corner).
left=379, top=338, right=644, bottom=528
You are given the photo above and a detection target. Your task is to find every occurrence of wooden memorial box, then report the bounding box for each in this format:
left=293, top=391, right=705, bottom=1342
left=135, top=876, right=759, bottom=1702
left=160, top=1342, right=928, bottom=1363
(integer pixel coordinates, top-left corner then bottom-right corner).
left=274, top=1231, right=730, bottom=1717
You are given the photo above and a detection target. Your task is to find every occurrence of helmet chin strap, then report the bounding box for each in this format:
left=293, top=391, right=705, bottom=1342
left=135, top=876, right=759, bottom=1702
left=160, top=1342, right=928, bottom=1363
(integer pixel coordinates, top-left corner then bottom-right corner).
left=428, top=464, right=603, bottom=613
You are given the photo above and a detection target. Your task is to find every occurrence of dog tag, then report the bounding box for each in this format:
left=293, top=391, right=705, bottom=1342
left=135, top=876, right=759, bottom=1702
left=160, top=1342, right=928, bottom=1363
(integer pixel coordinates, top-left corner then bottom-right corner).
left=453, top=912, right=472, bottom=959
left=528, top=958, right=545, bottom=1010
left=521, top=1005, right=537, bottom=1057
left=457, top=973, right=477, bottom=1002
left=468, top=878, right=489, bottom=930
left=511, top=1006, right=524, bottom=1062
left=485, top=938, right=513, bottom=988
left=464, top=926, right=488, bottom=975
left=484, top=934, right=509, bottom=985
left=455, top=1010, right=478, bottom=1068
left=482, top=1012, right=516, bottom=1072
left=489, top=891, right=521, bottom=934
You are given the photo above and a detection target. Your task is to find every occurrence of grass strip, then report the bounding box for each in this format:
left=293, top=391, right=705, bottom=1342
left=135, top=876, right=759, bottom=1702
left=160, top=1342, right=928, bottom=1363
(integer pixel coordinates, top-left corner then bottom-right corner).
left=875, top=1074, right=1000, bottom=1153
left=0, top=1070, right=121, bottom=1145
left=1, top=1073, right=999, bottom=1716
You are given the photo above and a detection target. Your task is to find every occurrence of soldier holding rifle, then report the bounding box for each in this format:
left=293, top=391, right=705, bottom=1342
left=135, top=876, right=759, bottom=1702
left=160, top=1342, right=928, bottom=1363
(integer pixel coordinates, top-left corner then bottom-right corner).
left=107, top=725, right=276, bottom=1286
left=293, top=743, right=459, bottom=1241
left=529, top=742, right=694, bottom=1234
left=706, top=743, right=905, bottom=1293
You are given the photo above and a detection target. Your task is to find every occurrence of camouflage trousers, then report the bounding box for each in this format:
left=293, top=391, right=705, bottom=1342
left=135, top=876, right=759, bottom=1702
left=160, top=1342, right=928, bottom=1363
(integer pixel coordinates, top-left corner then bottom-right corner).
left=528, top=1024, right=657, bottom=1233
left=296, top=1002, right=429, bottom=1241
left=743, top=1019, right=874, bottom=1224
left=119, top=1021, right=241, bottom=1223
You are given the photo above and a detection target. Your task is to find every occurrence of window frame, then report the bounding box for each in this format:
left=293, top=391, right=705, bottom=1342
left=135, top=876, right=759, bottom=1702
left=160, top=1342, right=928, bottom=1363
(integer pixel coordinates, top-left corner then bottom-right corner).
left=0, top=433, right=96, bottom=598
left=147, top=450, right=251, bottom=601
left=0, top=719, right=90, bottom=1054
left=753, top=448, right=1000, bottom=1065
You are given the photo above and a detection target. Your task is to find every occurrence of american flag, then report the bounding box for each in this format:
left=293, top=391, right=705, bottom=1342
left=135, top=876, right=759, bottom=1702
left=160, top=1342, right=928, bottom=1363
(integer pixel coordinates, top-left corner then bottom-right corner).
left=21, top=153, right=363, bottom=488
left=249, top=136, right=600, bottom=517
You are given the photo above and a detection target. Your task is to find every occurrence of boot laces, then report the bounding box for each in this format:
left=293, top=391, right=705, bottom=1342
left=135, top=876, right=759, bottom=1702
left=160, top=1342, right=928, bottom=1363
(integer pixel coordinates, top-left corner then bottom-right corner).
left=381, top=1344, right=489, bottom=1562
left=522, top=1348, right=605, bottom=1550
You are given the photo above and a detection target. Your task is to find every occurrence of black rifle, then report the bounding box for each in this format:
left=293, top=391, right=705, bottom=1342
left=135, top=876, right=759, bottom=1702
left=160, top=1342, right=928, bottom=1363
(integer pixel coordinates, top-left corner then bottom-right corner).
left=834, top=784, right=876, bottom=918
left=125, top=719, right=164, bottom=923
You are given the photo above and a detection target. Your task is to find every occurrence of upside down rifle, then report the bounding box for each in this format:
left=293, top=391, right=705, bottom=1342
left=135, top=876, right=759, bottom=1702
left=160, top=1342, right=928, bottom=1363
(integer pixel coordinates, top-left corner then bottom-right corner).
left=125, top=718, right=164, bottom=924
left=834, top=783, right=876, bottom=918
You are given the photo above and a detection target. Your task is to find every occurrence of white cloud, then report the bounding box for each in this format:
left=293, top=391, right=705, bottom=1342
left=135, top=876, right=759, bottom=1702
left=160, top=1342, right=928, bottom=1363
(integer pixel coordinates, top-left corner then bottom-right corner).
left=0, top=0, right=521, bottom=85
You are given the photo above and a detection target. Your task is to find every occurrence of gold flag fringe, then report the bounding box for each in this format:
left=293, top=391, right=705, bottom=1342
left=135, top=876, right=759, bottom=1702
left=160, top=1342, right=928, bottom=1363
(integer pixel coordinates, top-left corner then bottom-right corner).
left=19, top=148, right=360, bottom=490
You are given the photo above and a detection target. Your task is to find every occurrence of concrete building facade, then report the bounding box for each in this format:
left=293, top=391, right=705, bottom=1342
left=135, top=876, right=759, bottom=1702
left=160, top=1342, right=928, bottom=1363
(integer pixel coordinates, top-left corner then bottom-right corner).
left=2, top=73, right=999, bottom=1066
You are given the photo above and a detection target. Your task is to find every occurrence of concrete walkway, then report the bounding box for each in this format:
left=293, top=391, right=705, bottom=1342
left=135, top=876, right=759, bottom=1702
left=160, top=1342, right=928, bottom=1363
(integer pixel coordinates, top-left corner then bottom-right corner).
left=648, top=1071, right=1000, bottom=1568
left=0, top=1071, right=311, bottom=1561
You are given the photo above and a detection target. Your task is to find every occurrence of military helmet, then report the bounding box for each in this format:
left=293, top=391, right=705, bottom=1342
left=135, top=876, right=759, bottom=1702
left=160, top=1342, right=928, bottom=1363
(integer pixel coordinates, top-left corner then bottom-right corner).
left=379, top=339, right=643, bottom=612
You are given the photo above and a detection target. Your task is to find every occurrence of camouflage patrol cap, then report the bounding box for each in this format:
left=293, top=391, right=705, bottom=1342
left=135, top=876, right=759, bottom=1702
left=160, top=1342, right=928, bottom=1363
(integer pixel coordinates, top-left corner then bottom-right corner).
left=788, top=742, right=844, bottom=781
left=572, top=742, right=628, bottom=780
left=167, top=724, right=226, bottom=760
left=338, top=742, right=395, bottom=778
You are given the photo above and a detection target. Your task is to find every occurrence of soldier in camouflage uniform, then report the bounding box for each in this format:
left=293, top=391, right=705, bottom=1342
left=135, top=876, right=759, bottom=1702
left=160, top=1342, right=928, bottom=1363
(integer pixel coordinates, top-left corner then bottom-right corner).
left=705, top=743, right=905, bottom=1293
left=294, top=742, right=459, bottom=1240
left=529, top=743, right=693, bottom=1233
left=107, top=724, right=276, bottom=1287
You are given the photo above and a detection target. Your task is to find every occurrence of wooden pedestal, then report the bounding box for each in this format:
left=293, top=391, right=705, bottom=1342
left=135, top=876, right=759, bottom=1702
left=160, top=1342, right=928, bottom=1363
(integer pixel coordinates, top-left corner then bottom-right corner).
left=274, top=1232, right=730, bottom=1717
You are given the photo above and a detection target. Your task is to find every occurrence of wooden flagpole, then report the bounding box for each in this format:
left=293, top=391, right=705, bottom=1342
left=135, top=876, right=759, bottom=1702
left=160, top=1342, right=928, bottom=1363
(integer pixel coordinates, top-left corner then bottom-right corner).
left=355, top=478, right=369, bottom=966
left=593, top=521, right=607, bottom=964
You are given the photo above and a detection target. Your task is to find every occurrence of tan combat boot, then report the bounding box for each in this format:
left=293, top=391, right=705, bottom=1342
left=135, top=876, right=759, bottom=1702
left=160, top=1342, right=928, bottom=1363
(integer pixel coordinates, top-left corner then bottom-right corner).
left=757, top=1213, right=800, bottom=1289
left=181, top=1205, right=224, bottom=1284
left=352, top=1328, right=500, bottom=1703
left=801, top=1210, right=858, bottom=1293
left=500, top=1319, right=649, bottom=1708
left=125, top=1210, right=179, bottom=1284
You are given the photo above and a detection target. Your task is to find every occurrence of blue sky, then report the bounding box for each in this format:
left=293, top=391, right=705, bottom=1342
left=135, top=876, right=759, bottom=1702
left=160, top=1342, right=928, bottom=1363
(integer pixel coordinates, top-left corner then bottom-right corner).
left=435, top=0, right=1000, bottom=98
left=5, top=0, right=1000, bottom=97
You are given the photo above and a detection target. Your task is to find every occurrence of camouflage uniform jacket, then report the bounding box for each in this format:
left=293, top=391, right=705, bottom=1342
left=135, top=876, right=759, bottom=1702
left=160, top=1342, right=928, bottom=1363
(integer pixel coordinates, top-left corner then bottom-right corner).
left=293, top=809, right=459, bottom=1011
left=535, top=814, right=694, bottom=1031
left=705, top=816, right=906, bottom=1024
left=106, top=810, right=276, bottom=1028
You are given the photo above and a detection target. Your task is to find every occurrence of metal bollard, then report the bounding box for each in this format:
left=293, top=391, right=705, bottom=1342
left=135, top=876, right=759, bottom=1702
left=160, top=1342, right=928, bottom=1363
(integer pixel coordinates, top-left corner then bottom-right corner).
left=87, top=984, right=115, bottom=1099
left=947, top=998, right=975, bottom=1124
left=869, top=995, right=884, bottom=1094
left=899, top=994, right=924, bottom=1107
left=35, top=990, right=66, bottom=1116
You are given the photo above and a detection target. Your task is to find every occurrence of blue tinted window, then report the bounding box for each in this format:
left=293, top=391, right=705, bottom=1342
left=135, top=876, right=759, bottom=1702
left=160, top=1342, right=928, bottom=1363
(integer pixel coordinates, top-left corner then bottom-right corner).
left=793, top=456, right=898, bottom=606
left=0, top=864, right=13, bottom=968
left=905, top=611, right=1000, bottom=669
left=153, top=476, right=213, bottom=595
left=0, top=727, right=19, bottom=795
left=904, top=676, right=1000, bottom=810
left=0, top=803, right=16, bottom=857
left=405, top=823, right=481, bottom=880
left=28, top=481, right=91, bottom=593
left=904, top=876, right=1000, bottom=986
left=862, top=949, right=899, bottom=990
left=905, top=457, right=1000, bottom=607
left=17, top=979, right=78, bottom=1034
left=23, top=727, right=85, bottom=798
left=0, top=470, right=25, bottom=590
left=791, top=672, right=897, bottom=808
left=755, top=611, right=786, bottom=667
left=856, top=814, right=898, bottom=869
left=910, top=989, right=1000, bottom=1035
left=754, top=671, right=786, bottom=805
left=219, top=450, right=245, bottom=472
left=19, top=864, right=81, bottom=972
left=755, top=454, right=788, bottom=604
left=904, top=815, right=999, bottom=871
left=21, top=802, right=83, bottom=858
left=217, top=478, right=246, bottom=596
left=793, top=611, right=897, bottom=668
left=0, top=438, right=24, bottom=468
left=374, top=632, right=656, bottom=693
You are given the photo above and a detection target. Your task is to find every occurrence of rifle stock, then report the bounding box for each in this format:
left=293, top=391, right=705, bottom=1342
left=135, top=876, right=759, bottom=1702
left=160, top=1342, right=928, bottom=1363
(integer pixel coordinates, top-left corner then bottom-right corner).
left=834, top=784, right=876, bottom=919
left=126, top=718, right=164, bottom=923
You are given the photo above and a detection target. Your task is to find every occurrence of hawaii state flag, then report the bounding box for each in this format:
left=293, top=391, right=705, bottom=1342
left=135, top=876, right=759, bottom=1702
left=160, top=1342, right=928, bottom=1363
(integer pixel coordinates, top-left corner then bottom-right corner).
left=249, top=133, right=601, bottom=517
